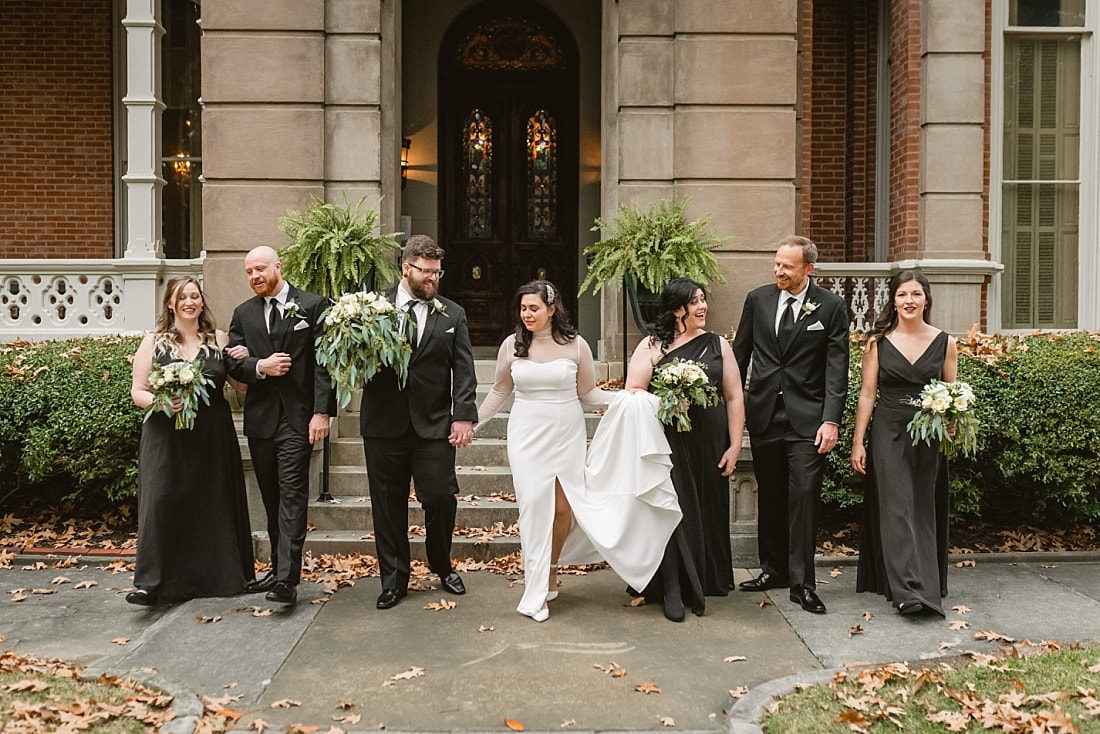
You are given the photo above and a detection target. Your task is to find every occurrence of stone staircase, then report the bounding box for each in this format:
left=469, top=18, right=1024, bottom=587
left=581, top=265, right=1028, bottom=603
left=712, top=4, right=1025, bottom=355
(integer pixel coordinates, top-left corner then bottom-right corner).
left=244, top=358, right=761, bottom=564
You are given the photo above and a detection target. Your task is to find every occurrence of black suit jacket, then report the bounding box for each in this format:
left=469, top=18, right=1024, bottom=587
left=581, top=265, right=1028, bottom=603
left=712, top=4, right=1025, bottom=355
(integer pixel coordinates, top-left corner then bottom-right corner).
left=226, top=286, right=334, bottom=440
left=732, top=279, right=850, bottom=438
left=359, top=286, right=478, bottom=440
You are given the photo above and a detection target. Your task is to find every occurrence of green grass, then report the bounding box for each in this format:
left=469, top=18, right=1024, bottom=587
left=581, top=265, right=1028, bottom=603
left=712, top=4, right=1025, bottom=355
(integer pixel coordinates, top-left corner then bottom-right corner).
left=762, top=644, right=1100, bottom=733
left=0, top=668, right=154, bottom=734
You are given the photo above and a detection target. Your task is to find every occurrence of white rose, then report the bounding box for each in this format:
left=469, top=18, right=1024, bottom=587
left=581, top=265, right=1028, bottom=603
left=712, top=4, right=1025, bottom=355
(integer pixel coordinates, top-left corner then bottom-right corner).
left=179, top=367, right=195, bottom=384
left=921, top=395, right=934, bottom=409
left=931, top=395, right=950, bottom=414
left=953, top=395, right=969, bottom=412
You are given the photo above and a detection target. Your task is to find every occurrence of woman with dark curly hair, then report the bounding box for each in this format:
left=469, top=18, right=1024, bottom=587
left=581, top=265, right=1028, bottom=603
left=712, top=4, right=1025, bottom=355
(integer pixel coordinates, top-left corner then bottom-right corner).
left=128, top=275, right=255, bottom=605
left=624, top=277, right=746, bottom=622
left=478, top=280, right=682, bottom=622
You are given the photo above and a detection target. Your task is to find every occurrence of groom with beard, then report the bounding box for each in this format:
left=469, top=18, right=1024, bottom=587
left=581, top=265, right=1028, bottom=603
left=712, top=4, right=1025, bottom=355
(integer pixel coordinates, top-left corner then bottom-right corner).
left=361, top=235, right=478, bottom=609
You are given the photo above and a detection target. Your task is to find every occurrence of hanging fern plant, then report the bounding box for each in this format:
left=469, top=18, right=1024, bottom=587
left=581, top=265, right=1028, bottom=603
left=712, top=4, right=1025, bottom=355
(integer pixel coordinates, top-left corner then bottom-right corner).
left=579, top=197, right=729, bottom=295
left=277, top=193, right=403, bottom=300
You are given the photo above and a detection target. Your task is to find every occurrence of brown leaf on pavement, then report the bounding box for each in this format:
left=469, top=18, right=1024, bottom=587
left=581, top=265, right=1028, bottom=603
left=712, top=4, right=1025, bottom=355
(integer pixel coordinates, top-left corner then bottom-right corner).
left=593, top=662, right=626, bottom=677
left=336, top=701, right=355, bottom=710
left=659, top=715, right=676, bottom=727
left=939, top=641, right=958, bottom=650
left=423, top=599, right=456, bottom=611
left=729, top=687, right=749, bottom=698
left=478, top=625, right=494, bottom=632
left=250, top=718, right=268, bottom=733
left=252, top=608, right=275, bottom=617
left=829, top=568, right=842, bottom=578
left=333, top=714, right=361, bottom=725
left=286, top=725, right=320, bottom=734
left=848, top=624, right=863, bottom=638
left=955, top=559, right=976, bottom=568
left=974, top=629, right=1015, bottom=643
left=723, top=656, right=747, bottom=663
left=628, top=596, right=646, bottom=607
left=951, top=604, right=972, bottom=614
left=560, top=720, right=576, bottom=728
left=270, top=699, right=302, bottom=709
left=383, top=667, right=425, bottom=687
left=196, top=615, right=222, bottom=624
left=49, top=576, right=70, bottom=585
left=635, top=681, right=661, bottom=695
left=949, top=620, right=969, bottom=630
left=756, top=600, right=772, bottom=608
left=505, top=718, right=525, bottom=731
left=112, top=637, right=130, bottom=645
left=74, top=580, right=97, bottom=589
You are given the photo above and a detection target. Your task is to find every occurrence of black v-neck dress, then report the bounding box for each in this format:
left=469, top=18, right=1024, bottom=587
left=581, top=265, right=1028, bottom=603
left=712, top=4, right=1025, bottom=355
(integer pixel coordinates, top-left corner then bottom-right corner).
left=856, top=331, right=950, bottom=616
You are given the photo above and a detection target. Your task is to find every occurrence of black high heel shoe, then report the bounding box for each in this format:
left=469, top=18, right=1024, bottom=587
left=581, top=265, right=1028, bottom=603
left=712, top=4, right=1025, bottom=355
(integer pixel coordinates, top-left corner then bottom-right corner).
left=125, top=589, right=157, bottom=606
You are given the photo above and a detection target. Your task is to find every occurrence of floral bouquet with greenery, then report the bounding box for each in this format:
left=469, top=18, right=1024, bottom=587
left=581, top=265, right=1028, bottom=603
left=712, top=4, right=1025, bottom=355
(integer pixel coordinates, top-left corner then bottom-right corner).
left=144, top=357, right=213, bottom=430
left=650, top=358, right=721, bottom=432
left=906, top=379, right=979, bottom=458
left=316, top=291, right=412, bottom=409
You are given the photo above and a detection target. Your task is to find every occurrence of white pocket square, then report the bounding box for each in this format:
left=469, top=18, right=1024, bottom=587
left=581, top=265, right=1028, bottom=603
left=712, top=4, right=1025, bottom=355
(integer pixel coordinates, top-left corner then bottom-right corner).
left=445, top=327, right=455, bottom=334
left=293, top=320, right=310, bottom=331
left=806, top=321, right=825, bottom=331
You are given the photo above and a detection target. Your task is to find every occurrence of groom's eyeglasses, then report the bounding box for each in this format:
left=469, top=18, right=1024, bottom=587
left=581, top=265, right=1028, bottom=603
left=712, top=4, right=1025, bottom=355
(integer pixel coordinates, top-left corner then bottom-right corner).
left=407, top=263, right=445, bottom=279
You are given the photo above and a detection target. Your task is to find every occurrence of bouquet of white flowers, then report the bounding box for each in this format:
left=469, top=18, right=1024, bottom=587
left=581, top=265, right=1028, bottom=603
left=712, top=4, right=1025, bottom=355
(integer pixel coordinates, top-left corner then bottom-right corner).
left=650, top=358, right=721, bottom=432
left=145, top=357, right=214, bottom=430
left=905, top=379, right=979, bottom=458
left=316, top=291, right=413, bottom=409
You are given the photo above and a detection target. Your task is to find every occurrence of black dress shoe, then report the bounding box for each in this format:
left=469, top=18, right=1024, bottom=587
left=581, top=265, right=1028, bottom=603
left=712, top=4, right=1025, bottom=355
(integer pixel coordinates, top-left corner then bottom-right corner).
left=898, top=601, right=924, bottom=616
left=265, top=581, right=297, bottom=605
left=125, top=589, right=157, bottom=606
left=440, top=571, right=466, bottom=595
left=247, top=572, right=277, bottom=594
left=790, top=587, right=827, bottom=614
left=376, top=588, right=407, bottom=609
left=739, top=572, right=789, bottom=592
left=663, top=595, right=685, bottom=623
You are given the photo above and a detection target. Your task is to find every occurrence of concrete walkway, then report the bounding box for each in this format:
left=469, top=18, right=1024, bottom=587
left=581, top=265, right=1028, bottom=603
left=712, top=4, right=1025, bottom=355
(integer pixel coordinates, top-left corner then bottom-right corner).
left=2, top=554, right=1100, bottom=732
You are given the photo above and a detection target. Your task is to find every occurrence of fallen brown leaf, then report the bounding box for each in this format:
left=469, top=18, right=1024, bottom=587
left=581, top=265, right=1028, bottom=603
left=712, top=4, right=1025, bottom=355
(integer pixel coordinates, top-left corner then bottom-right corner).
left=505, top=718, right=525, bottom=731
left=635, top=681, right=661, bottom=695
left=112, top=637, right=130, bottom=645
left=286, top=725, right=320, bottom=734
left=423, top=599, right=456, bottom=611
left=829, top=568, right=842, bottom=578
left=74, top=580, right=97, bottom=589
left=756, top=600, right=773, bottom=608
left=333, top=714, right=361, bottom=725
left=729, top=686, right=749, bottom=698
left=271, top=699, right=302, bottom=709
left=723, top=656, right=747, bottom=663
left=955, top=559, right=976, bottom=568
left=478, top=625, right=494, bottom=632
left=250, top=718, right=268, bottom=733
left=560, top=720, right=576, bottom=729
left=196, top=615, right=222, bottom=624
left=383, top=667, right=425, bottom=687
left=951, top=604, right=972, bottom=614
left=336, top=701, right=356, bottom=710
left=659, top=715, right=676, bottom=727
left=49, top=576, right=70, bottom=585
left=949, top=620, right=969, bottom=630
left=848, top=624, right=863, bottom=638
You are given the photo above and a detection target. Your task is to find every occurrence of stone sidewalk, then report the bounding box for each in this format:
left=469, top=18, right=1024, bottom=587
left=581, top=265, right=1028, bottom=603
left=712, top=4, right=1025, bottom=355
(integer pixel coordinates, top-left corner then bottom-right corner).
left=2, top=554, right=1100, bottom=732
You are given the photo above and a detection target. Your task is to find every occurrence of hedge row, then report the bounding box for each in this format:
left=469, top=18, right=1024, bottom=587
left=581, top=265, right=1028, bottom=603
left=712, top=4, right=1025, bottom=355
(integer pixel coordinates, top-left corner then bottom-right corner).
left=2, top=332, right=1099, bottom=523
left=823, top=330, right=1100, bottom=524
left=0, top=336, right=143, bottom=503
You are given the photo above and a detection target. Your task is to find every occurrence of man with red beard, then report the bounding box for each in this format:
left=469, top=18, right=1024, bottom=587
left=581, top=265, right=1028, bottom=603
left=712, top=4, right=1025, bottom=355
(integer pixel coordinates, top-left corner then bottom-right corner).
left=225, top=245, right=334, bottom=606
left=359, top=235, right=478, bottom=610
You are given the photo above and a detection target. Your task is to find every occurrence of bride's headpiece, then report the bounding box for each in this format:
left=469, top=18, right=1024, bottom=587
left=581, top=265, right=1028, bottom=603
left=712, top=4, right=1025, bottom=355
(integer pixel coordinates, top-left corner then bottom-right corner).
left=545, top=284, right=556, bottom=305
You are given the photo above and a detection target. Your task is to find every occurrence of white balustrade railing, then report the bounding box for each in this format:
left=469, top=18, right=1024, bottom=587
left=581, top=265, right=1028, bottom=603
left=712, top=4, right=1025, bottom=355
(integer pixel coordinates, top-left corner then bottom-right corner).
left=813, top=262, right=894, bottom=334
left=1, top=257, right=204, bottom=341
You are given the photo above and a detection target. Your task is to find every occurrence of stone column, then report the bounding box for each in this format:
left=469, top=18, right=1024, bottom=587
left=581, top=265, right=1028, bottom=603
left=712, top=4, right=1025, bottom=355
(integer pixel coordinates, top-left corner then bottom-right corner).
left=199, top=0, right=326, bottom=321
left=324, top=0, right=394, bottom=229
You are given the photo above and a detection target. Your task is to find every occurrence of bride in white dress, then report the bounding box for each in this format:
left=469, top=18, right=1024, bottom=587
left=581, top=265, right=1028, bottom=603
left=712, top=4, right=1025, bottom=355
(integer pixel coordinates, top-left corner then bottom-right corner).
left=477, top=280, right=682, bottom=622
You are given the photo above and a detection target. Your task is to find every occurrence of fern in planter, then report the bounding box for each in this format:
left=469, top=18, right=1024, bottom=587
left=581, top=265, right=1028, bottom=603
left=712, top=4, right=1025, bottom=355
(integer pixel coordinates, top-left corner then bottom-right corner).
left=278, top=193, right=403, bottom=299
left=579, top=197, right=729, bottom=295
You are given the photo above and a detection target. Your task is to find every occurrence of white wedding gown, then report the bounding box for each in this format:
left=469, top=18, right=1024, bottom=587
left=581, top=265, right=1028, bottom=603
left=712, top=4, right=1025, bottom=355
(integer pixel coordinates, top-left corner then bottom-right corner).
left=478, top=332, right=682, bottom=618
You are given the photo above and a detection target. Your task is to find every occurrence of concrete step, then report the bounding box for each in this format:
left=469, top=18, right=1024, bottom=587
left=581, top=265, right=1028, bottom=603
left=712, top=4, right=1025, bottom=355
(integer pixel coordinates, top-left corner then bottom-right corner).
left=252, top=530, right=521, bottom=564
left=306, top=497, right=519, bottom=530
left=329, top=437, right=511, bottom=467
left=336, top=412, right=605, bottom=440
left=328, top=464, right=516, bottom=496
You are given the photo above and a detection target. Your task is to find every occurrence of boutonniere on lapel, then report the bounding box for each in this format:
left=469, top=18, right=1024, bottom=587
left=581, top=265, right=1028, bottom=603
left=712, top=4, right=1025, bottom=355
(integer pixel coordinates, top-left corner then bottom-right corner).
left=428, top=297, right=448, bottom=317
left=283, top=298, right=303, bottom=321
left=799, top=301, right=819, bottom=321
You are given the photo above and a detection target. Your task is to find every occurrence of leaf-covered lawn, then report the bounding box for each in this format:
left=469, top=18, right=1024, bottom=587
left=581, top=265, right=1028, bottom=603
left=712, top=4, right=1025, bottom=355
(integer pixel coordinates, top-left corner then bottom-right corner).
left=764, top=642, right=1100, bottom=733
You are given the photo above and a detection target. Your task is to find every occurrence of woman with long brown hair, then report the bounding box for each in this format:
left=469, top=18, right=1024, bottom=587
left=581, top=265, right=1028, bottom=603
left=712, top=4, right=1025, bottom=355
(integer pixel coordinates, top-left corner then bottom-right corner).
left=128, top=275, right=254, bottom=604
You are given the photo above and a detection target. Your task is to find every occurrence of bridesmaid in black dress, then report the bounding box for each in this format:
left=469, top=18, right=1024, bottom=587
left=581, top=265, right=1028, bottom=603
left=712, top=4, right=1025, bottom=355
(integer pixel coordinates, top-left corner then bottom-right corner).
left=624, top=278, right=746, bottom=622
left=851, top=270, right=956, bottom=616
left=127, top=275, right=255, bottom=605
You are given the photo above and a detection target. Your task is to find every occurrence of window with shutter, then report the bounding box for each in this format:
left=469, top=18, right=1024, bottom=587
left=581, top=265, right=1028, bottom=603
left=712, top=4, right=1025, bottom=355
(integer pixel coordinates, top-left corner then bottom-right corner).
left=1001, top=30, right=1081, bottom=330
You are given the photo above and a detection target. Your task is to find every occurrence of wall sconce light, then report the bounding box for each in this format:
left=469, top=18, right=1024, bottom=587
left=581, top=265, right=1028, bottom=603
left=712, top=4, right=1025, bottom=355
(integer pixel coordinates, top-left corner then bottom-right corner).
left=172, top=152, right=192, bottom=179
left=401, top=137, right=411, bottom=188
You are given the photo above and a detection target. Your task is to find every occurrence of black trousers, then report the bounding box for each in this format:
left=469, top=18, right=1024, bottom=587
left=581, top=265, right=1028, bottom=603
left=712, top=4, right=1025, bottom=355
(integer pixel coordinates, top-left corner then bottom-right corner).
left=364, top=426, right=458, bottom=591
left=249, top=410, right=311, bottom=585
left=749, top=397, right=826, bottom=590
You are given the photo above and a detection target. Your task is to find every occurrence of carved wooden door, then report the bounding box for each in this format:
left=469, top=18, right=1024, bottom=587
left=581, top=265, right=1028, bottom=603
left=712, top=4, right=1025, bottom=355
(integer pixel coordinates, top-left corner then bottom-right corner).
left=438, top=6, right=578, bottom=345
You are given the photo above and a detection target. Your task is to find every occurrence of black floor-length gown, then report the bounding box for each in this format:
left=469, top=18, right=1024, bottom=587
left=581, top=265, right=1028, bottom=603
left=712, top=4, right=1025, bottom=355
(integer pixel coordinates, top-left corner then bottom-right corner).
left=133, top=346, right=254, bottom=601
left=856, top=331, right=950, bottom=616
left=644, top=332, right=733, bottom=615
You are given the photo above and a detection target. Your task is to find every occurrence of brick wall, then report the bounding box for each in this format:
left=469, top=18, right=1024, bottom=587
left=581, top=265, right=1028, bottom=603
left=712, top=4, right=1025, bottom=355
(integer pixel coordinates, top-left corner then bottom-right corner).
left=801, top=0, right=877, bottom=263
left=0, top=0, right=115, bottom=258
left=888, top=0, right=922, bottom=260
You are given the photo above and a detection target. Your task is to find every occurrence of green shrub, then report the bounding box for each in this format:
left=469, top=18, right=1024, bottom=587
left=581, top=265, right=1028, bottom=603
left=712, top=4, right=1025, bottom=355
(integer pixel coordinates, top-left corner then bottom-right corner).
left=0, top=335, right=143, bottom=504
left=821, top=331, right=1100, bottom=524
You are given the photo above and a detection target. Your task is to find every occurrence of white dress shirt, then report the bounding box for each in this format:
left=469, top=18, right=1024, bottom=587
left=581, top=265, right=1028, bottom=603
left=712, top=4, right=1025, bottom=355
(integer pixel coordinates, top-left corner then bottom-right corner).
left=775, top=283, right=809, bottom=335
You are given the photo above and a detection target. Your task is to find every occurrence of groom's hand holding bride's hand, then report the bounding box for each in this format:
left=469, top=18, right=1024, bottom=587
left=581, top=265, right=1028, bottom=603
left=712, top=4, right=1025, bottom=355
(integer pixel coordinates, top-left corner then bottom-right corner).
left=449, top=421, right=474, bottom=448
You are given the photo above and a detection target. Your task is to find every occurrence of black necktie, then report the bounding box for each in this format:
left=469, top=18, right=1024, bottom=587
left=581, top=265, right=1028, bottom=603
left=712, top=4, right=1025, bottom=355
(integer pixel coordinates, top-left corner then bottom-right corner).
left=267, top=297, right=279, bottom=334
left=779, top=296, right=796, bottom=350
left=405, top=300, right=420, bottom=347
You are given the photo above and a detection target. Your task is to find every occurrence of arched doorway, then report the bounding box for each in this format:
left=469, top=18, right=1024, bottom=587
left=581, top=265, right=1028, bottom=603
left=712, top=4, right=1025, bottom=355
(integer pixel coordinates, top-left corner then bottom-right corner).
left=438, top=0, right=579, bottom=345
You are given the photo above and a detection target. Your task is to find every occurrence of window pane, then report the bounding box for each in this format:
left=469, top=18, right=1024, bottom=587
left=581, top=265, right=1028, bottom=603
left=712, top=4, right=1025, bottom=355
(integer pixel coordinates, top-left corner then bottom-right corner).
left=1003, top=37, right=1080, bottom=180
left=462, top=109, right=493, bottom=239
left=1009, top=0, right=1086, bottom=26
left=526, top=110, right=557, bottom=240
left=161, top=0, right=202, bottom=259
